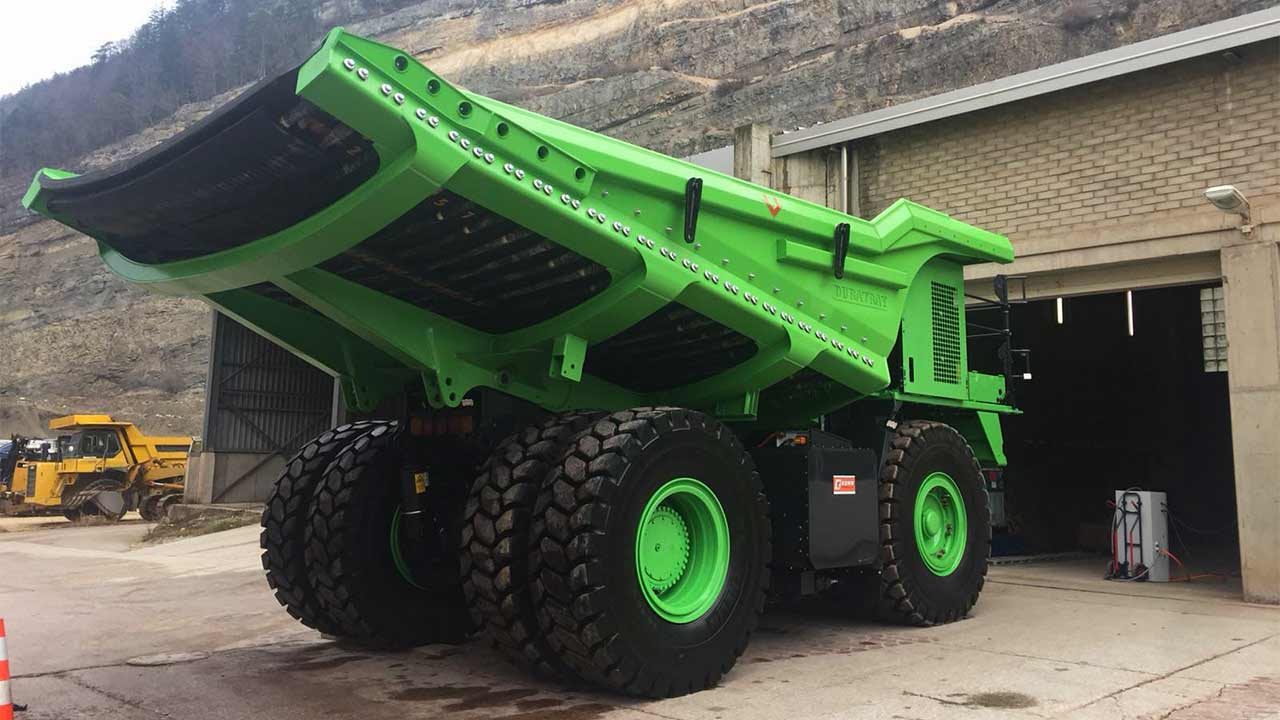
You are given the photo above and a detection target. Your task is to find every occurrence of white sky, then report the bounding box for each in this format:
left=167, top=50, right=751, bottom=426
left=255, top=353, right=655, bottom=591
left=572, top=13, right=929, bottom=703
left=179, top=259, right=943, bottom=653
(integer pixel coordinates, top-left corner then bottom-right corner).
left=0, top=0, right=171, bottom=97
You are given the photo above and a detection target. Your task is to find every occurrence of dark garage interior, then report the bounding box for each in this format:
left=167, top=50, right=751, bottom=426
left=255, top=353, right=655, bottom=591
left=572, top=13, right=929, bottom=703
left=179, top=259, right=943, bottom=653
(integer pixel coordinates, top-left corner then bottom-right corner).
left=992, top=284, right=1240, bottom=578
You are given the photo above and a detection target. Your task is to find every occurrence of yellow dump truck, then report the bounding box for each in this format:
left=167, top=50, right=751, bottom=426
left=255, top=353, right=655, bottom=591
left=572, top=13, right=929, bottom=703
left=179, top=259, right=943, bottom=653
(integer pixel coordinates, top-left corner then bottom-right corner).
left=0, top=415, right=191, bottom=521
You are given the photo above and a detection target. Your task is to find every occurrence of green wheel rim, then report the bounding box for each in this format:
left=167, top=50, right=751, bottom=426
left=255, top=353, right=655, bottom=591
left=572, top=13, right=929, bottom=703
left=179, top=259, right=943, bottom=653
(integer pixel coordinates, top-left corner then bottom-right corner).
left=914, top=472, right=967, bottom=576
left=635, top=477, right=730, bottom=624
left=389, top=507, right=424, bottom=590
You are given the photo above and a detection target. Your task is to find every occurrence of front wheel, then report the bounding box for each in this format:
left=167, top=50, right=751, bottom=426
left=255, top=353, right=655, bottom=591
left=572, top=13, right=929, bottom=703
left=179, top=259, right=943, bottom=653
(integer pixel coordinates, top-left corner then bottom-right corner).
left=877, top=420, right=990, bottom=625
left=534, top=408, right=770, bottom=697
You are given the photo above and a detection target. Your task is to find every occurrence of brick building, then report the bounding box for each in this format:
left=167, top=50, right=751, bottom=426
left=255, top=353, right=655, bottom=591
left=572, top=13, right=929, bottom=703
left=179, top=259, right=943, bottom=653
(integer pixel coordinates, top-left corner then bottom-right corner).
left=741, top=8, right=1280, bottom=602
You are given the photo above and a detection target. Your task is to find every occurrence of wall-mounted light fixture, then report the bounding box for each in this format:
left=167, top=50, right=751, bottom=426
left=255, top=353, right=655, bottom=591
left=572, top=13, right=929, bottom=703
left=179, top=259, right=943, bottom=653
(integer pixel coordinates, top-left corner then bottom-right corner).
left=1126, top=290, right=1135, bottom=337
left=1204, top=185, right=1251, bottom=226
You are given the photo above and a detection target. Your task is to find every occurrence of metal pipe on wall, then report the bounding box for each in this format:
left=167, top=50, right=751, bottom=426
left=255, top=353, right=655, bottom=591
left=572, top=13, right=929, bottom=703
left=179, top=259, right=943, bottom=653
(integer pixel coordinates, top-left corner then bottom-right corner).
left=839, top=144, right=849, bottom=215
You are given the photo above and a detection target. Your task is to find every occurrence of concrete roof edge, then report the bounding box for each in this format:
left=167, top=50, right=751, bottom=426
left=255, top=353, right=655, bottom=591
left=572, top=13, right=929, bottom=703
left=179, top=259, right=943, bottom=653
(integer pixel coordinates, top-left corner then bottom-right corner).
left=771, top=7, right=1280, bottom=157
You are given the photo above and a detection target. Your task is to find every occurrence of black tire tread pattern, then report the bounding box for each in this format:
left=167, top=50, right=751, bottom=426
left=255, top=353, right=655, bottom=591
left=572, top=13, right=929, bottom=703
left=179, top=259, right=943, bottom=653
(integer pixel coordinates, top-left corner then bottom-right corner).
left=260, top=421, right=385, bottom=636
left=306, top=422, right=470, bottom=648
left=535, top=407, right=770, bottom=697
left=877, top=419, right=990, bottom=626
left=139, top=494, right=163, bottom=522
left=460, top=410, right=603, bottom=678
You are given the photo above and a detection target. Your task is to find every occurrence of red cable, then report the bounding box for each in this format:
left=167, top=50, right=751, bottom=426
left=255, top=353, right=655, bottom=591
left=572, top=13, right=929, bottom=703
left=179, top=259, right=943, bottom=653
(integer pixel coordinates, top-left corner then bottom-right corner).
left=1159, top=547, right=1196, bottom=582
left=754, top=432, right=779, bottom=449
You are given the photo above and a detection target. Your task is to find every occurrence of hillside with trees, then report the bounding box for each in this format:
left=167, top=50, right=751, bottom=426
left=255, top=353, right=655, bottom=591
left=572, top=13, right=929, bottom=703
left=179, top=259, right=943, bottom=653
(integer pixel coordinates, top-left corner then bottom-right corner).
left=0, top=0, right=1271, bottom=435
left=0, top=0, right=442, bottom=201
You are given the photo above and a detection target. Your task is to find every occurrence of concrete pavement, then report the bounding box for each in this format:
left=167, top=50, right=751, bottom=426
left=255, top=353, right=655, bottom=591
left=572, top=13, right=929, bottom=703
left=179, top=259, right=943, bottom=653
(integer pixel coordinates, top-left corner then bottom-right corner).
left=1, top=518, right=1277, bottom=719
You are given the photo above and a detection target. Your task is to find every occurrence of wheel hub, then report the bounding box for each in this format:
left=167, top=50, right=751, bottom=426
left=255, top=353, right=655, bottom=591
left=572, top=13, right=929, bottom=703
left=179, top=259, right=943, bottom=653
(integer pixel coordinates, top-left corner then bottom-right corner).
left=923, top=507, right=943, bottom=536
left=635, top=477, right=730, bottom=624
left=389, top=506, right=425, bottom=590
left=913, top=472, right=968, bottom=576
left=639, top=506, right=690, bottom=592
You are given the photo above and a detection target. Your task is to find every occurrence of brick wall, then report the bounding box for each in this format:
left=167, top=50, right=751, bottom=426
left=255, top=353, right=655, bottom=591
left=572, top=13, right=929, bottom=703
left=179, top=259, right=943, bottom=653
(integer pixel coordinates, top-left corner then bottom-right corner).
left=856, top=38, right=1280, bottom=240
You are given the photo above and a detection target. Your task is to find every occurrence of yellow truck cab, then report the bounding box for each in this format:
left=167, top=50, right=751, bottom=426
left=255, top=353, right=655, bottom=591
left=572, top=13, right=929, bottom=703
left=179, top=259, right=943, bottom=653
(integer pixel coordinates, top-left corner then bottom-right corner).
left=0, top=415, right=191, bottom=521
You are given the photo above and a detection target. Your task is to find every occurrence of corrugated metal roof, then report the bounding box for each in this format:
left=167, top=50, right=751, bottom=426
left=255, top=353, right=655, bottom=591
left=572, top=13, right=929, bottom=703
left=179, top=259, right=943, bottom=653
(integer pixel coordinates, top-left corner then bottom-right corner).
left=773, top=7, right=1280, bottom=157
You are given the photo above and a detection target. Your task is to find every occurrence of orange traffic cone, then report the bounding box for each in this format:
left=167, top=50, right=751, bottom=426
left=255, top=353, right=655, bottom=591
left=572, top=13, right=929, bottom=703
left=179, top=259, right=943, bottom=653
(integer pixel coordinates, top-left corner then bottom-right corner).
left=0, top=617, right=11, bottom=720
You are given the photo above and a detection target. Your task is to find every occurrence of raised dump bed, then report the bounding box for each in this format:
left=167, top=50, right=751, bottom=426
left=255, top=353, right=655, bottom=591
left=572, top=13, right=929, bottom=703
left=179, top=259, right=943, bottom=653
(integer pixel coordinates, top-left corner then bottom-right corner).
left=26, top=29, right=1020, bottom=697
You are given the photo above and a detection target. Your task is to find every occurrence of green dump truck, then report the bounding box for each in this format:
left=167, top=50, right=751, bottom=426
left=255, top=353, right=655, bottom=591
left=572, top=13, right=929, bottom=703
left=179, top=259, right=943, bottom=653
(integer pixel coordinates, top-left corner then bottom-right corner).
left=24, top=29, right=1024, bottom=697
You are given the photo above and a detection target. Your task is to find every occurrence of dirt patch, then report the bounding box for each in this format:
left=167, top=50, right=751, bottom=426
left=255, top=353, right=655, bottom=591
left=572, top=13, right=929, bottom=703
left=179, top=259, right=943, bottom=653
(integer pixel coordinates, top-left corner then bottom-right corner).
left=291, top=655, right=368, bottom=672
left=388, top=685, right=605, bottom=718
left=515, top=698, right=565, bottom=711
left=142, top=510, right=257, bottom=544
left=391, top=685, right=490, bottom=702
left=442, top=688, right=539, bottom=711
left=746, top=628, right=935, bottom=663
left=965, top=691, right=1038, bottom=709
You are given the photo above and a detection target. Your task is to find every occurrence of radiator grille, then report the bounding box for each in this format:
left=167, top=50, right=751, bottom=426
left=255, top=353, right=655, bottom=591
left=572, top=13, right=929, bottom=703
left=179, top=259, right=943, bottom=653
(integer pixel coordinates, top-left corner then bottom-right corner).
left=930, top=281, right=961, bottom=385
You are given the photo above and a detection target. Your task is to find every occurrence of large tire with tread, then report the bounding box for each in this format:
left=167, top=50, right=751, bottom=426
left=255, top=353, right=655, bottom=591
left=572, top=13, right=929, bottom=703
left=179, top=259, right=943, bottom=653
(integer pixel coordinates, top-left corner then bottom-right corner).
left=460, top=411, right=602, bottom=679
left=139, top=494, right=163, bottom=522
left=306, top=422, right=470, bottom=648
left=534, top=408, right=771, bottom=698
left=63, top=479, right=126, bottom=521
left=877, top=420, right=990, bottom=625
left=260, top=421, right=385, bottom=636
left=157, top=492, right=183, bottom=520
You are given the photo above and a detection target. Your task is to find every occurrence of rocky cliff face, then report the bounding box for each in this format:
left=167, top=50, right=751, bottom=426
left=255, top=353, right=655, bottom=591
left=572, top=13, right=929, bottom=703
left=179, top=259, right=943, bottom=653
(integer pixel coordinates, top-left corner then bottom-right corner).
left=0, top=0, right=1268, bottom=435
left=0, top=91, right=240, bottom=436
left=361, top=0, right=1271, bottom=156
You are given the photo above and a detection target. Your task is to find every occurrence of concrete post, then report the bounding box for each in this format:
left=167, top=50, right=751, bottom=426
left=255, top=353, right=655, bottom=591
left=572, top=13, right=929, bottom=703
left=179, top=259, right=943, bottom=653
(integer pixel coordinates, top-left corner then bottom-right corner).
left=733, top=124, right=773, bottom=186
left=1221, top=220, right=1280, bottom=604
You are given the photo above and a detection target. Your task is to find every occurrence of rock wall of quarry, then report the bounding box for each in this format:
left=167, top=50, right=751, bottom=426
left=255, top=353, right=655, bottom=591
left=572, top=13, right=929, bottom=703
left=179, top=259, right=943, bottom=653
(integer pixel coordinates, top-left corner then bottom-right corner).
left=0, top=0, right=1268, bottom=435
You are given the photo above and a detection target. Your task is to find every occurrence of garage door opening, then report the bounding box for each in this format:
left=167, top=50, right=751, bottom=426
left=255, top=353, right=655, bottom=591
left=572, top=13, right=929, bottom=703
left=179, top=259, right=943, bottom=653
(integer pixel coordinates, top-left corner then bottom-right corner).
left=993, top=284, right=1239, bottom=581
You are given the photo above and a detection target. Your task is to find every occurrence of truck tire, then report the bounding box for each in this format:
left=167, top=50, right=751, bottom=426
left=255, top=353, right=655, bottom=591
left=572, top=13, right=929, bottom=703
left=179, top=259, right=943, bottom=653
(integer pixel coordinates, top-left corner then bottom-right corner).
left=63, top=479, right=126, bottom=521
left=157, top=493, right=183, bottom=520
left=460, top=411, right=602, bottom=679
left=306, top=422, right=470, bottom=648
left=139, top=494, right=163, bottom=522
left=877, top=420, right=990, bottom=625
left=261, top=421, right=385, bottom=636
left=534, top=408, right=771, bottom=697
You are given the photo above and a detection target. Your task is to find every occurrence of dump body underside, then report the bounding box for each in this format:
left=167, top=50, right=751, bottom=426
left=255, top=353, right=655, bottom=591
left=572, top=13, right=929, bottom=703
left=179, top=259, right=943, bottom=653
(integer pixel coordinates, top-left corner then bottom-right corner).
left=24, top=28, right=1015, bottom=426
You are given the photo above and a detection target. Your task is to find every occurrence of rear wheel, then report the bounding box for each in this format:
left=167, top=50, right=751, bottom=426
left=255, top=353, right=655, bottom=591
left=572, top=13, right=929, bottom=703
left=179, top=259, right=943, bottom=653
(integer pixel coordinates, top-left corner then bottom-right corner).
left=157, top=493, right=183, bottom=520
left=139, top=494, right=164, bottom=522
left=306, top=422, right=470, bottom=648
left=877, top=420, right=989, bottom=625
left=260, top=421, right=385, bottom=636
left=461, top=411, right=602, bottom=679
left=535, top=408, right=770, bottom=697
